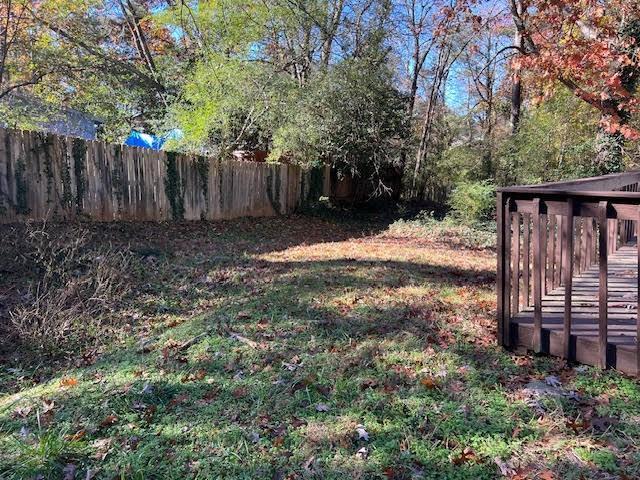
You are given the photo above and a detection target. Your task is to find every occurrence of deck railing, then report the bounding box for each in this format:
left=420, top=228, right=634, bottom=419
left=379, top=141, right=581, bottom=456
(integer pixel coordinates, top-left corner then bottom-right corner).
left=497, top=171, right=640, bottom=374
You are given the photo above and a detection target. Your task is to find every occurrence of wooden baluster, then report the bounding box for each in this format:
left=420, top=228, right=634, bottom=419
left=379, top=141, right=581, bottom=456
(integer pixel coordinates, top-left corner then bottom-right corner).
left=541, top=213, right=547, bottom=296
left=581, top=218, right=589, bottom=271
left=562, top=199, right=574, bottom=360
left=575, top=217, right=582, bottom=275
left=593, top=217, right=597, bottom=267
left=533, top=199, right=543, bottom=353
left=598, top=201, right=609, bottom=369
left=555, top=215, right=563, bottom=288
left=511, top=213, right=521, bottom=316
left=547, top=215, right=556, bottom=292
left=585, top=218, right=594, bottom=269
left=608, top=218, right=617, bottom=255
left=523, top=214, right=531, bottom=307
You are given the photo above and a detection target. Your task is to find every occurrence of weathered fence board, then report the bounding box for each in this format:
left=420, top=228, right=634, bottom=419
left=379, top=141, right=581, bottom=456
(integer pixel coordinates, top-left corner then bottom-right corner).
left=0, top=128, right=328, bottom=222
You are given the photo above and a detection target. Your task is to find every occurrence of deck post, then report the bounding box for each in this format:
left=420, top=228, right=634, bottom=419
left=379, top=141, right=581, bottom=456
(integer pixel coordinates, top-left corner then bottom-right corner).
left=562, top=198, right=574, bottom=360
left=637, top=207, right=640, bottom=377
left=532, top=199, right=543, bottom=353
left=598, top=201, right=609, bottom=369
left=497, top=193, right=512, bottom=347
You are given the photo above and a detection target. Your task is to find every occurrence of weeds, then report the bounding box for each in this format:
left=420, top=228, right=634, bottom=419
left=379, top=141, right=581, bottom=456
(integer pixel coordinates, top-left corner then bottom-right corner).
left=4, top=222, right=133, bottom=356
left=386, top=211, right=496, bottom=250
left=3, top=428, right=88, bottom=480
left=0, top=217, right=638, bottom=479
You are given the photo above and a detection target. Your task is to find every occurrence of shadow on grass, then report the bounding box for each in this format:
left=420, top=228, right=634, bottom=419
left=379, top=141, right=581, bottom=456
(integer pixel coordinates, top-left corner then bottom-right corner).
left=1, top=217, right=638, bottom=479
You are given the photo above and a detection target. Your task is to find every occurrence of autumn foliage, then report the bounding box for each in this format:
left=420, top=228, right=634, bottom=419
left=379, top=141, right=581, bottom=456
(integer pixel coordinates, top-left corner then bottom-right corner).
left=512, top=0, right=640, bottom=138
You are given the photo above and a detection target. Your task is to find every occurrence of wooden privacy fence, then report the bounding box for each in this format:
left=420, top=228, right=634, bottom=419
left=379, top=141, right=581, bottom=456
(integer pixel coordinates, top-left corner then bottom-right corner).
left=0, top=128, right=330, bottom=222
left=497, top=171, right=640, bottom=376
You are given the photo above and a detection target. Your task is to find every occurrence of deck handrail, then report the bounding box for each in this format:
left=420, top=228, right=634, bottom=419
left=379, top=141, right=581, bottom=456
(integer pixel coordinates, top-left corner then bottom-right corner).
left=500, top=170, right=640, bottom=192
left=497, top=173, right=640, bottom=376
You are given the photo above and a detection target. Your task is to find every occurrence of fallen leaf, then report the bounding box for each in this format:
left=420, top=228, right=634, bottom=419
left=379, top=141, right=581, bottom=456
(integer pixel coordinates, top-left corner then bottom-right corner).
left=451, top=447, right=477, bottom=465
left=92, top=437, right=113, bottom=460
left=168, top=393, right=189, bottom=409
left=356, top=446, right=368, bottom=459
left=60, top=377, right=79, bottom=388
left=100, top=414, right=118, bottom=428
left=544, top=376, right=561, bottom=388
left=566, top=418, right=590, bottom=434
left=315, top=403, right=330, bottom=412
left=420, top=376, right=438, bottom=389
left=591, top=416, right=619, bottom=433
left=356, top=424, right=369, bottom=441
left=360, top=379, right=379, bottom=390
left=65, top=430, right=86, bottom=442
left=143, top=404, right=157, bottom=423
left=62, top=463, right=77, bottom=480
left=12, top=405, right=33, bottom=419
left=232, top=387, right=248, bottom=398
left=494, top=457, right=515, bottom=476
left=383, top=467, right=396, bottom=478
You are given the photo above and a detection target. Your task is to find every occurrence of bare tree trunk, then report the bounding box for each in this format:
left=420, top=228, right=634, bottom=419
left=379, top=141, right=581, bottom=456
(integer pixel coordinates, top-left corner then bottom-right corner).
left=412, top=44, right=451, bottom=196
left=320, top=0, right=345, bottom=67
left=509, top=0, right=524, bottom=134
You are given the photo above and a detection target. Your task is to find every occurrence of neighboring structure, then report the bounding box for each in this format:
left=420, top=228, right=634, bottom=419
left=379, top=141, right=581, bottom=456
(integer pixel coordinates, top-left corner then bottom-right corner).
left=1, top=93, right=102, bottom=140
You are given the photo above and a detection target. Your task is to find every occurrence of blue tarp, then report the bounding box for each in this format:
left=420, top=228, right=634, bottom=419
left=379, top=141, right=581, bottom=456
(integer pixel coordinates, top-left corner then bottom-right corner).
left=124, top=129, right=182, bottom=150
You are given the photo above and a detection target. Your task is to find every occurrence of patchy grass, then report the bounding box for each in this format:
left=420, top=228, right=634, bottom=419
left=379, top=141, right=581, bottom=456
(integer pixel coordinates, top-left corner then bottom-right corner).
left=0, top=215, right=639, bottom=479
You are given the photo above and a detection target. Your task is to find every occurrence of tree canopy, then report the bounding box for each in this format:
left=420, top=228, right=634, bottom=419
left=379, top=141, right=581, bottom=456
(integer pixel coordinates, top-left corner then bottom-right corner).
left=2, top=0, right=640, bottom=201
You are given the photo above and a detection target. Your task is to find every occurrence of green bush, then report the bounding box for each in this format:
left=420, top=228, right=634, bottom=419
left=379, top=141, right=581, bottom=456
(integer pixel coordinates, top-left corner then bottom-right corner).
left=387, top=212, right=496, bottom=250
left=448, top=181, right=496, bottom=224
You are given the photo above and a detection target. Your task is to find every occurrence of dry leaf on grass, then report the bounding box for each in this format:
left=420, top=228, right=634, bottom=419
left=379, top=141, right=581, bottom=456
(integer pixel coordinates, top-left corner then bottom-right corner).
left=99, top=414, right=118, bottom=428
left=420, top=376, right=438, bottom=389
left=60, top=377, right=79, bottom=388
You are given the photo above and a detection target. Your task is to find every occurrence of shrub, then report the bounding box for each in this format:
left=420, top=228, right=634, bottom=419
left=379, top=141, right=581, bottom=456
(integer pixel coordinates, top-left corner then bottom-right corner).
left=7, top=222, right=132, bottom=355
left=448, top=181, right=495, bottom=224
left=387, top=211, right=495, bottom=250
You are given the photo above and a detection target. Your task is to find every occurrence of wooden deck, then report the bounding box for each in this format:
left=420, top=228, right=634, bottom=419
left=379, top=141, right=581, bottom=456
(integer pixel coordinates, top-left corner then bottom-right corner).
left=512, top=244, right=639, bottom=375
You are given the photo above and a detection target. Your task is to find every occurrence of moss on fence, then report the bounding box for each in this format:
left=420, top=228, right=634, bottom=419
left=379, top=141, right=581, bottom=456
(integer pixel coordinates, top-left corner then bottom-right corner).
left=72, top=138, right=86, bottom=214
left=14, top=159, right=29, bottom=215
left=165, top=152, right=185, bottom=220
left=266, top=166, right=282, bottom=214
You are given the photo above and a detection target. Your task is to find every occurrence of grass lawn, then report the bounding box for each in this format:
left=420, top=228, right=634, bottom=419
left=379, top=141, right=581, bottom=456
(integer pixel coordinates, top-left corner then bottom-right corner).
left=0, top=214, right=639, bottom=479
